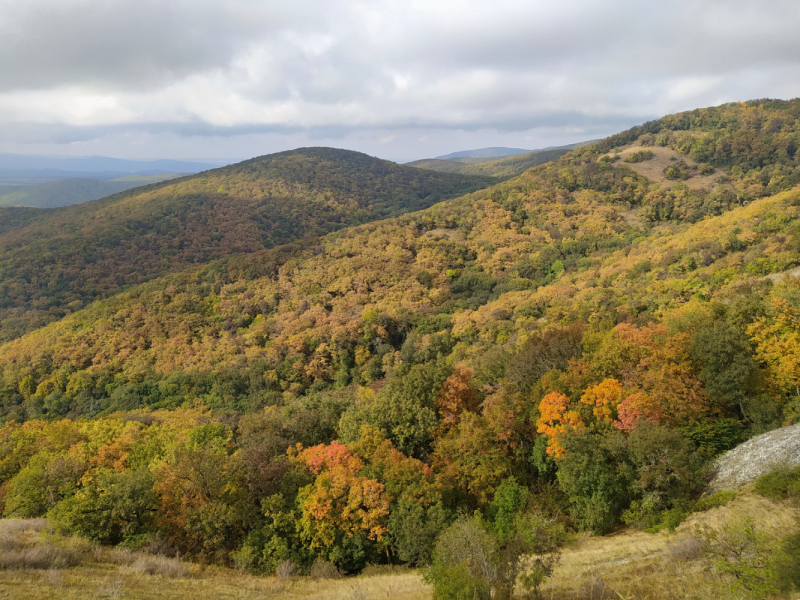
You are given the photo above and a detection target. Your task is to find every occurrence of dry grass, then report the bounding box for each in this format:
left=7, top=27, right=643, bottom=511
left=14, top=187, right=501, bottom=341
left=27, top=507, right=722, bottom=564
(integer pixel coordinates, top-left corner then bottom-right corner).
left=610, top=145, right=720, bottom=190
left=0, top=519, right=431, bottom=600
left=1, top=493, right=798, bottom=599
left=128, top=554, right=189, bottom=578
left=539, top=490, right=800, bottom=599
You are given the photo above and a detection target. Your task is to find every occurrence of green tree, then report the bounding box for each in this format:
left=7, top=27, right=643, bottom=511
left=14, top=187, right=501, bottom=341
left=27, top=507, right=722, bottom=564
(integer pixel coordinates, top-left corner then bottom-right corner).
left=691, top=321, right=755, bottom=419
left=556, top=428, right=635, bottom=533
left=49, top=468, right=157, bottom=545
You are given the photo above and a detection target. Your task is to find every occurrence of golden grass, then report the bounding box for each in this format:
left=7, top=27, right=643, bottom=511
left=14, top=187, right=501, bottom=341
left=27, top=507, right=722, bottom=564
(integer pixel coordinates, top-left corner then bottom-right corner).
left=541, top=490, right=800, bottom=599
left=0, top=520, right=431, bottom=600
left=0, top=491, right=797, bottom=599
left=0, top=568, right=431, bottom=600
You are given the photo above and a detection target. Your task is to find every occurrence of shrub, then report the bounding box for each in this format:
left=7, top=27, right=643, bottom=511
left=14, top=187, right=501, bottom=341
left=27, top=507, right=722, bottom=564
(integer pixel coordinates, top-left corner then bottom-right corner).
left=0, top=541, right=87, bottom=570
left=425, top=516, right=497, bottom=600
left=621, top=501, right=689, bottom=532
left=513, top=514, right=566, bottom=599
left=664, top=160, right=691, bottom=180
left=275, top=559, right=299, bottom=578
left=0, top=519, right=47, bottom=536
left=693, top=490, right=736, bottom=512
left=426, top=513, right=565, bottom=600
left=623, top=150, right=655, bottom=163
left=129, top=554, right=189, bottom=578
left=665, top=535, right=705, bottom=562
left=310, top=557, right=342, bottom=579
left=700, top=516, right=780, bottom=596
left=429, top=562, right=490, bottom=600
left=753, top=464, right=800, bottom=500
left=776, top=532, right=800, bottom=592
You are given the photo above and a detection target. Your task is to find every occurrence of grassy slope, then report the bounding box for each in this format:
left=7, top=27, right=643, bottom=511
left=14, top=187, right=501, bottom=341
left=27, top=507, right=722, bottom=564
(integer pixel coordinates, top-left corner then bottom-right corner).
left=0, top=519, right=429, bottom=600
left=0, top=489, right=795, bottom=599
left=543, top=490, right=799, bottom=599
left=0, top=147, right=494, bottom=342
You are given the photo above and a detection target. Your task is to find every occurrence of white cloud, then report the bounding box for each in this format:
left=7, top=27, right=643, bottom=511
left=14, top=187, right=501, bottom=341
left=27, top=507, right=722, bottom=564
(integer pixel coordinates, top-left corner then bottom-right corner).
left=0, top=0, right=798, bottom=161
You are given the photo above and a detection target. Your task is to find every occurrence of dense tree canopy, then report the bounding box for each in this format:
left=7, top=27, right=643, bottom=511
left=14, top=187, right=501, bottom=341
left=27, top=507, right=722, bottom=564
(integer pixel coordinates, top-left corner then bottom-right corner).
left=1, top=100, right=800, bottom=582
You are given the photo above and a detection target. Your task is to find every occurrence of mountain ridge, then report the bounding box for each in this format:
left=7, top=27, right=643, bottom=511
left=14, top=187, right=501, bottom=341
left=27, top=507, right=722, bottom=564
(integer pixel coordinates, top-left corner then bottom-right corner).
left=435, top=146, right=532, bottom=160
left=3, top=99, right=800, bottom=420
left=0, top=147, right=495, bottom=342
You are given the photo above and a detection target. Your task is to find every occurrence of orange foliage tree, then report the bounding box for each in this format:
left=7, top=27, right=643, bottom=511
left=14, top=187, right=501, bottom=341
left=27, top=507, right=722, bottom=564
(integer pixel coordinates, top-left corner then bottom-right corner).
left=613, top=392, right=663, bottom=432
left=595, top=324, right=711, bottom=425
left=294, top=441, right=390, bottom=560
left=579, top=379, right=624, bottom=421
left=434, top=366, right=481, bottom=434
left=535, top=391, right=584, bottom=458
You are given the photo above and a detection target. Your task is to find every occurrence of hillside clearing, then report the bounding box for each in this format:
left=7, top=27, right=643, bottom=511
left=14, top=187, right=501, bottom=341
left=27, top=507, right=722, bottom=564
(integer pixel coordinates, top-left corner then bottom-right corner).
left=611, top=145, right=720, bottom=189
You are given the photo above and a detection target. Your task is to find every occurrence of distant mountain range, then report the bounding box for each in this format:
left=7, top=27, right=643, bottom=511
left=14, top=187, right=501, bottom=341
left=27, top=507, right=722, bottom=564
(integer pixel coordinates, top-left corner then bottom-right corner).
left=0, top=153, right=230, bottom=208
left=0, top=153, right=224, bottom=176
left=0, top=174, right=184, bottom=209
left=435, top=147, right=532, bottom=160
left=406, top=141, right=596, bottom=177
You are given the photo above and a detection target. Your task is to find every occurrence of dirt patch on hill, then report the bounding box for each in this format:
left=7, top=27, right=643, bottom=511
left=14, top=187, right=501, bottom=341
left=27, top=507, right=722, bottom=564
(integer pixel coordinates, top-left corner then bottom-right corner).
left=424, top=228, right=465, bottom=241
left=610, top=145, right=720, bottom=190
left=762, top=265, right=800, bottom=283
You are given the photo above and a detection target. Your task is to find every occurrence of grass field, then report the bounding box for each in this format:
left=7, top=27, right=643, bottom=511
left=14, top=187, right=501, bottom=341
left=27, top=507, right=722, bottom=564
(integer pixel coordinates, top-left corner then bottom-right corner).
left=0, top=490, right=796, bottom=599
left=542, top=491, right=800, bottom=599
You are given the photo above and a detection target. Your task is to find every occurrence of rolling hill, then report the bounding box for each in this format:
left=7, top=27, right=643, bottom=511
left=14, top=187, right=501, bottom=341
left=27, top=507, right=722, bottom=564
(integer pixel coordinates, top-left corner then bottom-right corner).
left=2, top=99, right=800, bottom=418
left=0, top=147, right=495, bottom=342
left=406, top=142, right=595, bottom=177
left=435, top=147, right=532, bottom=160
left=0, top=100, right=800, bottom=595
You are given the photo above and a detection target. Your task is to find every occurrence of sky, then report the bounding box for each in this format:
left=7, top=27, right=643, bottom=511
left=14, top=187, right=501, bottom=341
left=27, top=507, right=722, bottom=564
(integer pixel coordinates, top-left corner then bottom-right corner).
left=1, top=0, right=799, bottom=164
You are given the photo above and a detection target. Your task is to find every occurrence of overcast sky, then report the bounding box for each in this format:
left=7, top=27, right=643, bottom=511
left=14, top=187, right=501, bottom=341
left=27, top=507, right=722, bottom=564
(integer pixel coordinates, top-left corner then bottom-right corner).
left=1, top=0, right=799, bottom=163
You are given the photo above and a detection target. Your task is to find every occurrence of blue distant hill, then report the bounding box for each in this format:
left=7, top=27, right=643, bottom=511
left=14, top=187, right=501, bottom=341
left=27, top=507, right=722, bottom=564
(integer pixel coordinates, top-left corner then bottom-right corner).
left=435, top=147, right=531, bottom=160
left=0, top=153, right=225, bottom=177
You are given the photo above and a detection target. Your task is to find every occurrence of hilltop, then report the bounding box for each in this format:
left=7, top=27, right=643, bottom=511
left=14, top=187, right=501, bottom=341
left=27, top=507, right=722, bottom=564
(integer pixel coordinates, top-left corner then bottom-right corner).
left=0, top=148, right=494, bottom=341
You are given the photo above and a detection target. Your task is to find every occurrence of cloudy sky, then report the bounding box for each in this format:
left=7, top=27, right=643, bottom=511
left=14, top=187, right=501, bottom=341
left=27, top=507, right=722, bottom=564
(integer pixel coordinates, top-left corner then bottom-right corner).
left=1, top=0, right=799, bottom=163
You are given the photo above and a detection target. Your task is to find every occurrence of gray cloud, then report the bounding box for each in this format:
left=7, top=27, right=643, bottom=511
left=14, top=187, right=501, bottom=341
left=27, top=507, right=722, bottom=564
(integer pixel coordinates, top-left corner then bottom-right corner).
left=0, top=0, right=798, bottom=161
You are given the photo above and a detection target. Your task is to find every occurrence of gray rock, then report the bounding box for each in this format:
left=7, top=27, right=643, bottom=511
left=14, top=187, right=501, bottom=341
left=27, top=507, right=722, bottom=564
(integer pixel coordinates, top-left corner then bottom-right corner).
left=707, top=423, right=800, bottom=492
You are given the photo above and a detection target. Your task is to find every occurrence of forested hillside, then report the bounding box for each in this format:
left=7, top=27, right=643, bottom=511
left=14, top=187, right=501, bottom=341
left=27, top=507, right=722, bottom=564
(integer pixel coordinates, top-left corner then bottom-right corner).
left=0, top=148, right=494, bottom=342
left=1, top=99, right=800, bottom=597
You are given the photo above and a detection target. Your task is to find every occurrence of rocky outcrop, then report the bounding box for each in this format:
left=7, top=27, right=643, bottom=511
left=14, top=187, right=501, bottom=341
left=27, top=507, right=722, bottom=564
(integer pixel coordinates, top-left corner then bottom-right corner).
left=707, top=423, right=800, bottom=492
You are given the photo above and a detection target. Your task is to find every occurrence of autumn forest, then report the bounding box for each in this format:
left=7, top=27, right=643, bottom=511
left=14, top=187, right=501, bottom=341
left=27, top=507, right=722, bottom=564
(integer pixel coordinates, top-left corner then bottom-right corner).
left=1, top=99, right=800, bottom=598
